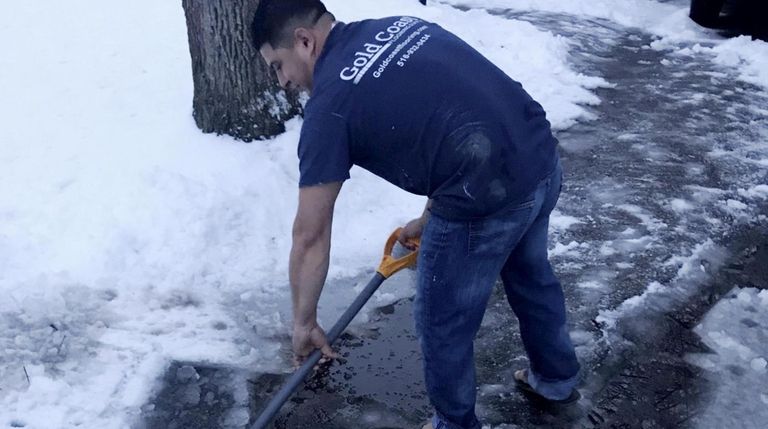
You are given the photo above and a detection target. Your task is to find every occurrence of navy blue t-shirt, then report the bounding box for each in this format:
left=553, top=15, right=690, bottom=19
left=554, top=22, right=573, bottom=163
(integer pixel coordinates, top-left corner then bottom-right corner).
left=298, top=16, right=558, bottom=220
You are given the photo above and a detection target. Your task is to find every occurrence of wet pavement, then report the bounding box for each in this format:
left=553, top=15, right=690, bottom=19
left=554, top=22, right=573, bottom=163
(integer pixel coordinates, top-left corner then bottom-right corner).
left=265, top=299, right=431, bottom=429
left=137, top=5, right=767, bottom=429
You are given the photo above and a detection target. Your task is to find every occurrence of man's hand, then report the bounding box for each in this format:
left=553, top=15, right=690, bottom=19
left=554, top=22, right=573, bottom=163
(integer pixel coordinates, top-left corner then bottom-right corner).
left=292, top=321, right=338, bottom=367
left=289, top=182, right=342, bottom=367
left=398, top=217, right=425, bottom=250
left=398, top=200, right=431, bottom=250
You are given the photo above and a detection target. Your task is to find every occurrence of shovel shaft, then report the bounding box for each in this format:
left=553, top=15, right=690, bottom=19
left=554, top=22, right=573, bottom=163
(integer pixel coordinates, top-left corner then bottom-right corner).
left=250, top=272, right=386, bottom=429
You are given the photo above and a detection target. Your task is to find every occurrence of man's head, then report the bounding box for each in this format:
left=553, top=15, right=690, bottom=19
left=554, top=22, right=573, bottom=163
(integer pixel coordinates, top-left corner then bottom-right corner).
left=251, top=0, right=334, bottom=93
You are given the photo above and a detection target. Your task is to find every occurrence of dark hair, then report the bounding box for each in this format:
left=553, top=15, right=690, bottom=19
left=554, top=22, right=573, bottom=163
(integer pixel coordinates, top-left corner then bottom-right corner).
left=251, top=0, right=330, bottom=49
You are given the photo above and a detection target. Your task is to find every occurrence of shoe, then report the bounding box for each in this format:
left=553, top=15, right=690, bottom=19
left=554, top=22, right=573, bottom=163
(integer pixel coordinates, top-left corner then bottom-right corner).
left=421, top=422, right=433, bottom=429
left=514, top=369, right=580, bottom=404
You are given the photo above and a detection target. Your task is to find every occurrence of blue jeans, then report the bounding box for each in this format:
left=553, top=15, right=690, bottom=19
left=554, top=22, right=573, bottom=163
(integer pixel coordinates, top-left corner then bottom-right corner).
left=415, top=161, right=580, bottom=429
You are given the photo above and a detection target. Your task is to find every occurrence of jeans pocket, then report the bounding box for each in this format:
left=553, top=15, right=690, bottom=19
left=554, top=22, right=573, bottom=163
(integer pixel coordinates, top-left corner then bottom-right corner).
left=420, top=213, right=452, bottom=265
left=468, top=202, right=533, bottom=253
left=512, top=198, right=536, bottom=211
left=467, top=221, right=484, bottom=253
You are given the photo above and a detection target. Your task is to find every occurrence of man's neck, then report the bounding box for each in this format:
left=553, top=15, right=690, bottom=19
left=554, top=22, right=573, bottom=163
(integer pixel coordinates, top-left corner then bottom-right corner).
left=313, top=14, right=335, bottom=59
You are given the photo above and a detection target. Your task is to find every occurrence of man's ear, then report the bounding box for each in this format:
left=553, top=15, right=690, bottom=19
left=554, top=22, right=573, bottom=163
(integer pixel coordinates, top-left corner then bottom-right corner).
left=294, top=27, right=315, bottom=52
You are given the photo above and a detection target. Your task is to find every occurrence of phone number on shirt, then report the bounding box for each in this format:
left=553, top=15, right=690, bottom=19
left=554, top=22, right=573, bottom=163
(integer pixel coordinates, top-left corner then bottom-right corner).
left=396, top=33, right=431, bottom=67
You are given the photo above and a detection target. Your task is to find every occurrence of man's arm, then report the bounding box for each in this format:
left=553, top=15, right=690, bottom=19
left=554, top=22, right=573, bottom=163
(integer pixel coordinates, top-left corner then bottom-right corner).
left=289, top=181, right=343, bottom=363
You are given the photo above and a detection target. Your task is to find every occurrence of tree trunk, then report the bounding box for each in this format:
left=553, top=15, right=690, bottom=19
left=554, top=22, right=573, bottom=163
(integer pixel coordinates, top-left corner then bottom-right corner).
left=182, top=0, right=302, bottom=142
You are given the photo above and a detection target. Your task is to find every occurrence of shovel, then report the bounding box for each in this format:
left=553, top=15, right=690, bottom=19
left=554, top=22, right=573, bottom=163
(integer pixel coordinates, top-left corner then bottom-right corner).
left=250, top=228, right=420, bottom=429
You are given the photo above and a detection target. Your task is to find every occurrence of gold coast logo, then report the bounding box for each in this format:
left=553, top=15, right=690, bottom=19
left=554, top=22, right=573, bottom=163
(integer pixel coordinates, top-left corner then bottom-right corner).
left=339, top=17, right=420, bottom=84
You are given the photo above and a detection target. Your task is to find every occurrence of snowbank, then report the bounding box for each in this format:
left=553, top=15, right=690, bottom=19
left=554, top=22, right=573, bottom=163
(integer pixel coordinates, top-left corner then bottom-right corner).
left=688, top=288, right=768, bottom=428
left=440, top=0, right=768, bottom=91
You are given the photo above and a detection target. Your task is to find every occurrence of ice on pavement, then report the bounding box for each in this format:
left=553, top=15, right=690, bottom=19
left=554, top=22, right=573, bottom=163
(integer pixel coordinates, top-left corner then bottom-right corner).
left=595, top=239, right=726, bottom=331
left=688, top=288, right=768, bottom=429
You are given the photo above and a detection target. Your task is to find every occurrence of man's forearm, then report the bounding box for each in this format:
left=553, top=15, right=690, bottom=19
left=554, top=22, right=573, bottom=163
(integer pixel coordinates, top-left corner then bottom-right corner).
left=288, top=231, right=331, bottom=327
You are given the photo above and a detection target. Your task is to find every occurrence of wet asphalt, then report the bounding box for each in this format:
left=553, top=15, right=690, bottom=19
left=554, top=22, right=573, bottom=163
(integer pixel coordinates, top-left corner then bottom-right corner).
left=137, top=5, right=768, bottom=429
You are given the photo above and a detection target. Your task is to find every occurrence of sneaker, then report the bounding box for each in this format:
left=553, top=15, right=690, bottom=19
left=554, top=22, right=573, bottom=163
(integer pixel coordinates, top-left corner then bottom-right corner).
left=514, top=369, right=581, bottom=404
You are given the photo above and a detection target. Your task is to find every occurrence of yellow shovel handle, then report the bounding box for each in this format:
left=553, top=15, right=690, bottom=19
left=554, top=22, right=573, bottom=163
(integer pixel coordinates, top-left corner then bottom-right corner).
left=377, top=227, right=420, bottom=278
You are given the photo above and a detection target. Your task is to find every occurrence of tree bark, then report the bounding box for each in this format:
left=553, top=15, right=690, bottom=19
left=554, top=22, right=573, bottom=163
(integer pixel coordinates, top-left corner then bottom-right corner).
left=182, top=0, right=302, bottom=142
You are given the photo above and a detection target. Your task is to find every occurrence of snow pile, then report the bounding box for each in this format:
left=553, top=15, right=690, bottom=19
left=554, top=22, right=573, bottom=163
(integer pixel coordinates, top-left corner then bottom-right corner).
left=673, top=37, right=768, bottom=91
left=440, top=0, right=768, bottom=90
left=0, top=0, right=603, bottom=427
left=710, top=37, right=768, bottom=91
left=439, top=0, right=685, bottom=31
left=688, top=288, right=768, bottom=428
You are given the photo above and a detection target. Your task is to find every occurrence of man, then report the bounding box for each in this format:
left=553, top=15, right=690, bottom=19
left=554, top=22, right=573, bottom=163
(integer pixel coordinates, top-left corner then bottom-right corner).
left=251, top=1, right=580, bottom=428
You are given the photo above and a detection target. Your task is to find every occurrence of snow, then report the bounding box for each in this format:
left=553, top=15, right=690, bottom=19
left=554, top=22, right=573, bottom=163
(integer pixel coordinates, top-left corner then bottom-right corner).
left=617, top=204, right=665, bottom=232
left=0, top=0, right=606, bottom=427
left=596, top=281, right=667, bottom=329
left=439, top=0, right=684, bottom=29
left=688, top=288, right=768, bottom=428
left=617, top=133, right=640, bottom=141
left=440, top=0, right=768, bottom=90
left=751, top=358, right=768, bottom=372
left=709, top=37, right=768, bottom=90
left=550, top=241, right=586, bottom=257
left=666, top=239, right=719, bottom=280
left=597, top=239, right=726, bottom=331
left=738, top=184, right=768, bottom=200
left=669, top=198, right=695, bottom=213
left=725, top=199, right=749, bottom=211
left=550, top=209, right=582, bottom=232
left=577, top=280, right=605, bottom=290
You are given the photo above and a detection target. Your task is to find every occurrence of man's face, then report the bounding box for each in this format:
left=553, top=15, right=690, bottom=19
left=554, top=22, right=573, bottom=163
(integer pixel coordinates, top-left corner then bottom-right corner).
left=260, top=39, right=314, bottom=93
